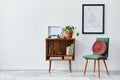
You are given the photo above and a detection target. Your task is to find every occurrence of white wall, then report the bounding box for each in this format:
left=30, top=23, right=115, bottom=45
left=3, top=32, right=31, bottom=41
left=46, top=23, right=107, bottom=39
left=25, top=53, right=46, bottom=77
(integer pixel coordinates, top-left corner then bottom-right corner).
left=0, top=0, right=120, bottom=70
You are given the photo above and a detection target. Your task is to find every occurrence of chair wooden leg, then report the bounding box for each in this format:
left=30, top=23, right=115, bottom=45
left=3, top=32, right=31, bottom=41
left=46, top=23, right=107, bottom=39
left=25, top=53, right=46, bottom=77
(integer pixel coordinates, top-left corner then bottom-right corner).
left=69, top=60, right=72, bottom=73
left=98, top=60, right=100, bottom=78
left=84, top=59, right=88, bottom=75
left=49, top=60, right=52, bottom=73
left=94, top=60, right=96, bottom=73
left=103, top=59, right=109, bottom=76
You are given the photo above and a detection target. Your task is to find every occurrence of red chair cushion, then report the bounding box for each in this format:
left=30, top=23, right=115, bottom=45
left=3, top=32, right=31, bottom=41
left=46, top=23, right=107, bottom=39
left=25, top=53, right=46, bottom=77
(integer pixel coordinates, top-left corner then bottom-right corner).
left=92, top=40, right=107, bottom=55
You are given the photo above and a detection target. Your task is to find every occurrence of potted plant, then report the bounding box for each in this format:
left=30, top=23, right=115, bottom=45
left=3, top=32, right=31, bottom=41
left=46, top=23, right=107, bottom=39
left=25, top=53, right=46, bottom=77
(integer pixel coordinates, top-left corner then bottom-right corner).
left=61, top=25, right=79, bottom=38
left=49, top=44, right=55, bottom=55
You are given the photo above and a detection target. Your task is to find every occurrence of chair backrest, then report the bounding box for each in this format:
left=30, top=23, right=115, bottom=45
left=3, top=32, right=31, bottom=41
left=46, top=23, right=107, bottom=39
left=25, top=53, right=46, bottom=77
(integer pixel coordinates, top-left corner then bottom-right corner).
left=96, top=38, right=109, bottom=57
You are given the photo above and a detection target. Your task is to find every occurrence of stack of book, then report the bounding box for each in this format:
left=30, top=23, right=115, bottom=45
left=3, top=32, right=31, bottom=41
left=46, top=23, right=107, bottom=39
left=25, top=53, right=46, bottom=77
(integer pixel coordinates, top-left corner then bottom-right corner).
left=66, top=43, right=74, bottom=55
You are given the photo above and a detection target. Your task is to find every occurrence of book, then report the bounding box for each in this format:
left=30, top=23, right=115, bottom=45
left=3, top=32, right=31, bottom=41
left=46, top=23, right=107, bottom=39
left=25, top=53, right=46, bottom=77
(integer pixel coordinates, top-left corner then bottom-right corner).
left=64, top=56, right=73, bottom=60
left=49, top=56, right=63, bottom=60
left=69, top=43, right=74, bottom=55
left=66, top=46, right=70, bottom=55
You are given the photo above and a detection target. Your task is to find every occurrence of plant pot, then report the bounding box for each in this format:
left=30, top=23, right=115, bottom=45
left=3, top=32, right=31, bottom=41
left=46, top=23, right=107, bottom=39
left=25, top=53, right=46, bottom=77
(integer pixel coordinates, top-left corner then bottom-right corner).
left=66, top=32, right=73, bottom=38
left=49, top=50, right=55, bottom=55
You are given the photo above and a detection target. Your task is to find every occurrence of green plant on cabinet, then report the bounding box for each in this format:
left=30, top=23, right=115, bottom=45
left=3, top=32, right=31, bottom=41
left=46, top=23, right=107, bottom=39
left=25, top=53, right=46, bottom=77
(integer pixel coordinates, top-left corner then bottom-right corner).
left=49, top=44, right=55, bottom=55
left=61, top=25, right=79, bottom=38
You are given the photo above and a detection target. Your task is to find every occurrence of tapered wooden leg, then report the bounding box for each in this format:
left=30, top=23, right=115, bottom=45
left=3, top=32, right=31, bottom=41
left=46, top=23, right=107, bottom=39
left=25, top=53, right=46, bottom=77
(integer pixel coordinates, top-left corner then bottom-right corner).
left=49, top=60, right=52, bottom=73
left=103, top=59, right=109, bottom=76
left=69, top=60, right=72, bottom=73
left=94, top=60, right=96, bottom=73
left=98, top=60, right=100, bottom=78
left=84, top=59, right=88, bottom=75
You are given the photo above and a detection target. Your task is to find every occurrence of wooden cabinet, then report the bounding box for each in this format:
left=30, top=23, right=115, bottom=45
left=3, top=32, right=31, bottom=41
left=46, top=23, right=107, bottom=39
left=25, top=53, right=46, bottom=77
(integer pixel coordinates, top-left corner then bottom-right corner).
left=46, top=38, right=75, bottom=72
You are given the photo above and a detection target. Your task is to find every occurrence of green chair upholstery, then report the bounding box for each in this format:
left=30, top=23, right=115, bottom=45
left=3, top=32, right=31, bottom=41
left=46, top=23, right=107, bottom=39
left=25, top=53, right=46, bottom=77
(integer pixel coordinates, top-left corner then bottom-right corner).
left=83, top=38, right=109, bottom=78
left=83, top=54, right=107, bottom=60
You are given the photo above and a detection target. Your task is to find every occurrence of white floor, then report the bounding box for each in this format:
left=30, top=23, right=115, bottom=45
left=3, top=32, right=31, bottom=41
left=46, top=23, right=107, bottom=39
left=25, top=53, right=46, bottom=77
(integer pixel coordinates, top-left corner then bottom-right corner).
left=0, top=70, right=120, bottom=80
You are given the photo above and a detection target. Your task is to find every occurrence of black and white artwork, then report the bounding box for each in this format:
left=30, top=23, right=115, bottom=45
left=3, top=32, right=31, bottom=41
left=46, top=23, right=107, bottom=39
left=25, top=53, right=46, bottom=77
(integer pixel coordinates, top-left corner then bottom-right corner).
left=82, top=4, right=105, bottom=34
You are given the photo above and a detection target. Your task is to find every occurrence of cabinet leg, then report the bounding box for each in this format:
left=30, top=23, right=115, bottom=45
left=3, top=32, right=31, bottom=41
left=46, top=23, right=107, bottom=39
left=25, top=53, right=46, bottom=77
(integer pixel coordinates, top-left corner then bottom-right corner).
left=49, top=60, right=52, bottom=73
left=69, top=60, right=72, bottom=73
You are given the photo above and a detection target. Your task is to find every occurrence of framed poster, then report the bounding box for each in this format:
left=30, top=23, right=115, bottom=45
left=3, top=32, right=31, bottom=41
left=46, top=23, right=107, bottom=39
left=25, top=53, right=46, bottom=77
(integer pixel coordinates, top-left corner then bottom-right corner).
left=82, top=4, right=105, bottom=34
